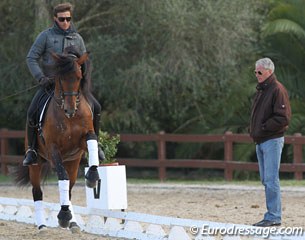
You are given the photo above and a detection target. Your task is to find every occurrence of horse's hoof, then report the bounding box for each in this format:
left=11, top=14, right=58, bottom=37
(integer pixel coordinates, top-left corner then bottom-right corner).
left=58, top=220, right=69, bottom=228
left=69, top=222, right=81, bottom=234
left=85, top=167, right=99, bottom=188
left=85, top=179, right=97, bottom=188
left=57, top=209, right=72, bottom=228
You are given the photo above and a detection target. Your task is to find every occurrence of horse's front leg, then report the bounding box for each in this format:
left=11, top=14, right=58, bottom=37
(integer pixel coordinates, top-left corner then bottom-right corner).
left=64, top=161, right=81, bottom=233
left=85, top=133, right=100, bottom=188
left=52, top=149, right=72, bottom=228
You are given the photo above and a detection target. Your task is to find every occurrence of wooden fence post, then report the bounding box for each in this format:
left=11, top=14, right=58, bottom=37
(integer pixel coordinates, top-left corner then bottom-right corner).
left=157, top=131, right=166, bottom=182
left=224, top=131, right=233, bottom=181
left=0, top=128, right=9, bottom=175
left=292, top=133, right=303, bottom=180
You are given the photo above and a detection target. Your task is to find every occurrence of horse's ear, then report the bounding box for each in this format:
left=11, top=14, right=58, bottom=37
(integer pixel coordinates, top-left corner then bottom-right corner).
left=51, top=52, right=60, bottom=61
left=77, top=53, right=89, bottom=65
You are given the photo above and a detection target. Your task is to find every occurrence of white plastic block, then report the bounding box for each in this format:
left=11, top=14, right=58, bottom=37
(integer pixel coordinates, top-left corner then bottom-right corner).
left=3, top=206, right=18, bottom=215
left=85, top=165, right=127, bottom=210
left=168, top=226, right=191, bottom=240
left=146, top=224, right=166, bottom=237
left=16, top=206, right=33, bottom=218
left=104, top=217, right=122, bottom=231
left=124, top=220, right=143, bottom=233
left=223, top=236, right=241, bottom=240
left=195, top=236, right=215, bottom=240
left=74, top=214, right=85, bottom=229
left=16, top=206, right=34, bottom=224
left=46, top=211, right=59, bottom=227
left=86, top=215, right=105, bottom=234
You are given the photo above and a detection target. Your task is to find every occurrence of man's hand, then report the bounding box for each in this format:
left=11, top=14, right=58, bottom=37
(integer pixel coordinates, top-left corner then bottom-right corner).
left=39, top=76, right=53, bottom=88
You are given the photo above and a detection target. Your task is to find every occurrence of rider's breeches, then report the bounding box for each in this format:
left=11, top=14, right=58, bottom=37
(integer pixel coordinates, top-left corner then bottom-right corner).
left=27, top=88, right=48, bottom=127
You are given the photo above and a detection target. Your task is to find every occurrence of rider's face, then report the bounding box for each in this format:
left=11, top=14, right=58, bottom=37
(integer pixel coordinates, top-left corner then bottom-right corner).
left=54, top=11, right=71, bottom=31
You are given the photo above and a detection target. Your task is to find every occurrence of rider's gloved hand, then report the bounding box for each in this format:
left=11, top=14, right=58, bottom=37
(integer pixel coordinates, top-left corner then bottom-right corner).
left=39, top=76, right=53, bottom=88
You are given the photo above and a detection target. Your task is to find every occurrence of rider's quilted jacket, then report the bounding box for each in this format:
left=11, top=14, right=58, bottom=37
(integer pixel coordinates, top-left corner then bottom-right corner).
left=26, top=22, right=86, bottom=81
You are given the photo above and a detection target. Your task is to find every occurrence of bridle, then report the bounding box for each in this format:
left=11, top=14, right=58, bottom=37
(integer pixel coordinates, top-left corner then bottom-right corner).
left=55, top=76, right=80, bottom=110
left=54, top=56, right=81, bottom=111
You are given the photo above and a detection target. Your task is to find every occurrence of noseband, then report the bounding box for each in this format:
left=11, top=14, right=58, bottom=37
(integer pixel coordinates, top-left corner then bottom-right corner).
left=56, top=76, right=80, bottom=109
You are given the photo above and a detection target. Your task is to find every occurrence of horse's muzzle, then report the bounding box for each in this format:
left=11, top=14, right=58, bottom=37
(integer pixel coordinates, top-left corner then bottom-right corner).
left=64, top=109, right=76, bottom=118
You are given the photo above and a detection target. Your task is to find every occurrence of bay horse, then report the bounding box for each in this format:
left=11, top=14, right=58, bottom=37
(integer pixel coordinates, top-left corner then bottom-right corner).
left=15, top=50, right=100, bottom=232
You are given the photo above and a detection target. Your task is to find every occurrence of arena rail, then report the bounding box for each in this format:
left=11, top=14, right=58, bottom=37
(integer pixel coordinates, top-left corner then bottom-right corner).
left=0, top=197, right=303, bottom=240
left=1, top=128, right=305, bottom=181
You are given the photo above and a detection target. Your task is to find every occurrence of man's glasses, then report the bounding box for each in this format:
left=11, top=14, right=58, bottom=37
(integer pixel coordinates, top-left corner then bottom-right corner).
left=254, top=71, right=262, bottom=75
left=57, top=17, right=71, bottom=22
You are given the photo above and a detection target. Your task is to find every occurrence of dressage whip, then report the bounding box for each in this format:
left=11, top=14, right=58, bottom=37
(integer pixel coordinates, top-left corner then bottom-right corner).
left=0, top=84, right=39, bottom=102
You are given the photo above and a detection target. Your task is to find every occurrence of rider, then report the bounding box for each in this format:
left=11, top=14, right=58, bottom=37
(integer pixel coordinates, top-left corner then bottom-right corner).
left=24, top=2, right=104, bottom=166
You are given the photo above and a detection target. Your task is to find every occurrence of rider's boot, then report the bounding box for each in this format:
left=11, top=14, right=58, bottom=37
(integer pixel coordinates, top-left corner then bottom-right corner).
left=93, top=113, right=105, bottom=161
left=23, top=125, right=38, bottom=166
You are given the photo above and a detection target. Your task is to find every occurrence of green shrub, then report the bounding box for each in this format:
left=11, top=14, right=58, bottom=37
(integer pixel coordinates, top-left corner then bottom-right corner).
left=98, top=131, right=120, bottom=164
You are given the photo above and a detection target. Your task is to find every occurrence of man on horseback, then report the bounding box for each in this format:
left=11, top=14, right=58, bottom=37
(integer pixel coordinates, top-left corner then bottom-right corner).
left=24, top=2, right=104, bottom=166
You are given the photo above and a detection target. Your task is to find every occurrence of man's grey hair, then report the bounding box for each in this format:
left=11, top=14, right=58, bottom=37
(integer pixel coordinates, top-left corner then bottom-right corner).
left=255, top=58, right=275, bottom=73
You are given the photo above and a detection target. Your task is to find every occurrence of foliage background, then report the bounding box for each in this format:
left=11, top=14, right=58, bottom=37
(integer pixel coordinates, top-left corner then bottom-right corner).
left=0, top=0, right=302, bottom=179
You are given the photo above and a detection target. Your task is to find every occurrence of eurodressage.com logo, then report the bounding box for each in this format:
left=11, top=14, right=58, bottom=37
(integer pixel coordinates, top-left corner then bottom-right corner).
left=189, top=224, right=304, bottom=238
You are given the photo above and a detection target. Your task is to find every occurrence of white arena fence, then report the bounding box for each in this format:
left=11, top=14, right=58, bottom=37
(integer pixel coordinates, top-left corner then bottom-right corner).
left=0, top=197, right=304, bottom=240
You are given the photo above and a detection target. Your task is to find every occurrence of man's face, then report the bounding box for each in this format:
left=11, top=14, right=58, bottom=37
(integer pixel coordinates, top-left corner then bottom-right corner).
left=254, top=66, right=272, bottom=83
left=54, top=11, right=71, bottom=31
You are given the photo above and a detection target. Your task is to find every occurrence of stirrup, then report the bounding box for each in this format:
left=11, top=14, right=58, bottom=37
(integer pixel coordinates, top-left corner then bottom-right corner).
left=23, top=149, right=38, bottom=166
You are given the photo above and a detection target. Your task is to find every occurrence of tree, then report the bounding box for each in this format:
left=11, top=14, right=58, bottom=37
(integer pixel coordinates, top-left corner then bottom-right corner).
left=260, top=0, right=305, bottom=134
left=0, top=0, right=36, bottom=129
left=89, top=0, right=264, bottom=136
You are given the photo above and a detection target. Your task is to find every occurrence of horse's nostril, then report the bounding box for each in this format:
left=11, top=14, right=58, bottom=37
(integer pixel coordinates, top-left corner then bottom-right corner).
left=64, top=108, right=76, bottom=118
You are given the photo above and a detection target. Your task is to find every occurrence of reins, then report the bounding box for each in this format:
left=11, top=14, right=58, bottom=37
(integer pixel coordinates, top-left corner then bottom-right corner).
left=0, top=84, right=40, bottom=102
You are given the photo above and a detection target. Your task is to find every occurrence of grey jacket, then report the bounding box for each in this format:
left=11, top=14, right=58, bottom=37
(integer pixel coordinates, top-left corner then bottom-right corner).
left=26, top=22, right=86, bottom=81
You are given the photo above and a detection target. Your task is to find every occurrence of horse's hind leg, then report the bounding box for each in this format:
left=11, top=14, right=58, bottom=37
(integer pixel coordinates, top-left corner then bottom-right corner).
left=29, top=165, right=47, bottom=230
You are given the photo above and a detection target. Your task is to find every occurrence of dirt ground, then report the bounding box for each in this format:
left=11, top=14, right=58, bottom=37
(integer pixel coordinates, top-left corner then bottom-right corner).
left=0, top=182, right=305, bottom=239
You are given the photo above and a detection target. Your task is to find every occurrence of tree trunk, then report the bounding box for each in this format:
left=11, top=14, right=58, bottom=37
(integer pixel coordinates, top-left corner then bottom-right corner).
left=33, top=0, right=51, bottom=37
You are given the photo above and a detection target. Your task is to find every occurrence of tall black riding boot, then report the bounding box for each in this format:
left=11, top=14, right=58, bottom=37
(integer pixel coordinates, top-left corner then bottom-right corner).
left=93, top=113, right=105, bottom=161
left=23, top=124, right=38, bottom=166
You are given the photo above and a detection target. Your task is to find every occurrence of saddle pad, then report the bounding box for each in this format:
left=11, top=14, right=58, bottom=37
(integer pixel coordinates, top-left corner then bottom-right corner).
left=38, top=95, right=52, bottom=130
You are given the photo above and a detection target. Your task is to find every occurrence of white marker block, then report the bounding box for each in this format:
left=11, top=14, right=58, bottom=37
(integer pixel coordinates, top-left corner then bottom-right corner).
left=85, top=165, right=127, bottom=210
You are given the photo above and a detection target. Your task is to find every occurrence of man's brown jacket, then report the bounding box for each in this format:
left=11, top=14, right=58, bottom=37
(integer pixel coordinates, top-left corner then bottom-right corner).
left=250, top=74, right=291, bottom=144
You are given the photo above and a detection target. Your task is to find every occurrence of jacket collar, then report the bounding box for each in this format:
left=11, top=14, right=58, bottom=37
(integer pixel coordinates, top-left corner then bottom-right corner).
left=256, top=73, right=276, bottom=91
left=53, top=21, right=77, bottom=35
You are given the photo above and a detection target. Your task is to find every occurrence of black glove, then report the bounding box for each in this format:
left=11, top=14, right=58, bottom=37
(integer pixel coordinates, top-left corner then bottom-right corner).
left=39, top=76, right=53, bottom=88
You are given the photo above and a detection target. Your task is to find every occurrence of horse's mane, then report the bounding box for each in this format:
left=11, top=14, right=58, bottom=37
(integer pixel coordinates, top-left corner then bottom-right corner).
left=55, top=45, right=93, bottom=99
left=56, top=54, right=77, bottom=75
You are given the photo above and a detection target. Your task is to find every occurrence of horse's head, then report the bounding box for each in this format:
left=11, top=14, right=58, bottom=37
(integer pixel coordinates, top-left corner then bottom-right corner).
left=52, top=52, right=88, bottom=118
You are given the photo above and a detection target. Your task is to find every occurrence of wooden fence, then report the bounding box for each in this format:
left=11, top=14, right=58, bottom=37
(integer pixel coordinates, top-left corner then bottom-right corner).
left=1, top=128, right=305, bottom=181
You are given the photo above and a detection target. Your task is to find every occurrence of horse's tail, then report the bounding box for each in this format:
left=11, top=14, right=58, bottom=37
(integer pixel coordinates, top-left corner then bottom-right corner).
left=12, top=161, right=52, bottom=187
left=12, top=163, right=30, bottom=187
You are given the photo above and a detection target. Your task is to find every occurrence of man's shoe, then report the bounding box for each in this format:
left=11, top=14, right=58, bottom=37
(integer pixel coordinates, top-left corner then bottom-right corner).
left=23, top=149, right=38, bottom=166
left=253, top=220, right=281, bottom=227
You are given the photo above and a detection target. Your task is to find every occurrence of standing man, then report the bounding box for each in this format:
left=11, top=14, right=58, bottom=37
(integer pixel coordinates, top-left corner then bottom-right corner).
left=250, top=58, right=291, bottom=227
left=24, top=2, right=103, bottom=166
